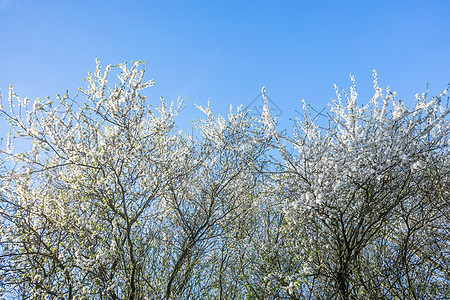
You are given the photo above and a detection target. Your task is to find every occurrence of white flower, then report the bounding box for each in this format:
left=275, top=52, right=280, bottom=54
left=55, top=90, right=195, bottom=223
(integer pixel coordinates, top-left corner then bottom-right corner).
left=393, top=101, right=408, bottom=120
left=287, top=281, right=294, bottom=295
left=32, top=101, right=42, bottom=112
left=305, top=192, right=313, bottom=201
left=28, top=127, right=39, bottom=136
left=315, top=193, right=323, bottom=205
left=412, top=160, right=424, bottom=170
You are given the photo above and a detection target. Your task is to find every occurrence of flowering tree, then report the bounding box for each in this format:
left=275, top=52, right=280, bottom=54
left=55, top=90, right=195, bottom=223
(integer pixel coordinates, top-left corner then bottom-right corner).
left=0, top=61, right=182, bottom=298
left=1, top=63, right=448, bottom=299
left=257, top=74, right=450, bottom=299
left=0, top=61, right=270, bottom=299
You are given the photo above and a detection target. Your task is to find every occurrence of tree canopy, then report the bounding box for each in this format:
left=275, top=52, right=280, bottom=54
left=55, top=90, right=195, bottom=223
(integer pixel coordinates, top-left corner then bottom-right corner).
left=1, top=62, right=449, bottom=299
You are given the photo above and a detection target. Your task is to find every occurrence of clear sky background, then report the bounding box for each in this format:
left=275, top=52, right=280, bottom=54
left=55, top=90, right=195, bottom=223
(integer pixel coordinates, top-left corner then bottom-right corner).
left=1, top=0, right=449, bottom=136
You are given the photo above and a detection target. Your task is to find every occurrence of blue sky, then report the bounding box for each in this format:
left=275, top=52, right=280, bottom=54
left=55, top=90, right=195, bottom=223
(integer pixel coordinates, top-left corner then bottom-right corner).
left=1, top=0, right=449, bottom=135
